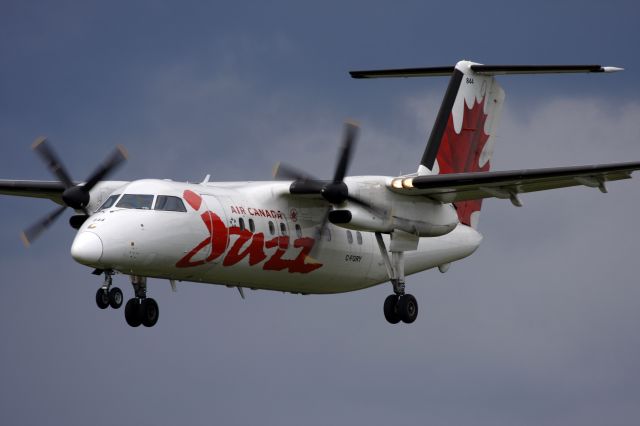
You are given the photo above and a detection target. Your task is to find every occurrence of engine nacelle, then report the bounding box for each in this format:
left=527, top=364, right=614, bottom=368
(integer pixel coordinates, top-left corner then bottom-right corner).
left=328, top=198, right=458, bottom=237
left=329, top=208, right=393, bottom=233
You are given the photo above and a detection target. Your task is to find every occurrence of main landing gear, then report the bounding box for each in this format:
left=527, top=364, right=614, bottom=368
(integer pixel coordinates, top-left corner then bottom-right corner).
left=124, top=276, right=159, bottom=328
left=375, top=233, right=419, bottom=325
left=94, top=272, right=159, bottom=327
left=383, top=293, right=418, bottom=324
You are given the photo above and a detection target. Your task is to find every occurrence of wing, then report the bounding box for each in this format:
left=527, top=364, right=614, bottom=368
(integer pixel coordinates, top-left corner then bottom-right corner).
left=388, top=162, right=640, bottom=204
left=0, top=179, right=130, bottom=207
left=0, top=180, right=66, bottom=205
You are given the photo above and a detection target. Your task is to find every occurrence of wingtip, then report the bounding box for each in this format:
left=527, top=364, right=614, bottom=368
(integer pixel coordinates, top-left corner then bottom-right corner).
left=20, top=232, right=31, bottom=248
left=602, top=66, right=624, bottom=73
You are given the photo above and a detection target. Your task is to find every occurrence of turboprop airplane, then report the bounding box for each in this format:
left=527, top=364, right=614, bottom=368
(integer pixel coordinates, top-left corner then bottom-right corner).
left=2, top=60, right=639, bottom=328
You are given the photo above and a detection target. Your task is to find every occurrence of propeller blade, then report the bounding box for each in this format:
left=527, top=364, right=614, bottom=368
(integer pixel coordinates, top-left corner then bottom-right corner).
left=20, top=205, right=67, bottom=247
left=273, top=162, right=316, bottom=181
left=346, top=194, right=373, bottom=209
left=25, top=139, right=128, bottom=245
left=346, top=194, right=387, bottom=217
left=332, top=121, right=359, bottom=184
left=83, top=145, right=128, bottom=191
left=32, top=137, right=74, bottom=189
left=309, top=206, right=332, bottom=259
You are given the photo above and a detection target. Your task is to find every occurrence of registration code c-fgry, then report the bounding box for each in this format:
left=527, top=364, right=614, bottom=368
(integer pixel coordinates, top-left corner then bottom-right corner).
left=345, top=255, right=362, bottom=263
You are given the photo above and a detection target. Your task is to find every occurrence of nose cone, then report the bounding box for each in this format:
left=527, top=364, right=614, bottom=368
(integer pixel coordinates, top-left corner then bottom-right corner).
left=71, top=232, right=103, bottom=266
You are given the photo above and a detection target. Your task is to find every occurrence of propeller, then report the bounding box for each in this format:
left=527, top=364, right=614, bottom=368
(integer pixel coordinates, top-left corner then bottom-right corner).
left=274, top=122, right=384, bottom=253
left=21, top=137, right=127, bottom=246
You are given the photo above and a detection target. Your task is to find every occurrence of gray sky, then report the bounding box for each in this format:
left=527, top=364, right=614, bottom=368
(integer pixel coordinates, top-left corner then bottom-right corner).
left=1, top=1, right=640, bottom=425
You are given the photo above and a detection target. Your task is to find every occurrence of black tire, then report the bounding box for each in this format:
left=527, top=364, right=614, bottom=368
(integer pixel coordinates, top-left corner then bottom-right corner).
left=398, top=294, right=418, bottom=324
left=95, top=288, right=110, bottom=309
left=108, top=287, right=123, bottom=309
left=141, top=298, right=159, bottom=327
left=383, top=295, right=401, bottom=324
left=125, top=298, right=142, bottom=327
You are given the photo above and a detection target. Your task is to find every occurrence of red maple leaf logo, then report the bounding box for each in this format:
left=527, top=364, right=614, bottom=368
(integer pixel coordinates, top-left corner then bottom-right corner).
left=436, top=98, right=490, bottom=226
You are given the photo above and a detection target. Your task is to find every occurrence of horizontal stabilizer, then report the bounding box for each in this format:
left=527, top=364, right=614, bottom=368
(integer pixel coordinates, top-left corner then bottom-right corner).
left=350, top=64, right=622, bottom=79
left=470, top=64, right=623, bottom=75
left=350, top=67, right=455, bottom=79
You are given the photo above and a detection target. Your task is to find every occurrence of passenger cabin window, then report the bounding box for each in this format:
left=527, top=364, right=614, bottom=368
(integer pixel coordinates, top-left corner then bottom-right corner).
left=248, top=219, right=255, bottom=233
left=295, top=224, right=302, bottom=238
left=239, top=218, right=245, bottom=231
left=99, top=194, right=120, bottom=210
left=116, top=194, right=154, bottom=210
left=280, top=222, right=287, bottom=236
left=356, top=231, right=363, bottom=245
left=347, top=230, right=353, bottom=244
left=154, top=195, right=187, bottom=212
left=268, top=221, right=275, bottom=235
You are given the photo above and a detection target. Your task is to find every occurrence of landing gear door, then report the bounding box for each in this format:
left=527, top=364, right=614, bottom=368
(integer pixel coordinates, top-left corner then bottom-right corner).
left=201, top=195, right=230, bottom=265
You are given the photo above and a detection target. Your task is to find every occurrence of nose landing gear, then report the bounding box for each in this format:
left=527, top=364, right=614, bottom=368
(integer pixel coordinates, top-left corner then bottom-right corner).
left=108, top=287, right=123, bottom=309
left=95, top=270, right=123, bottom=309
left=96, top=288, right=109, bottom=309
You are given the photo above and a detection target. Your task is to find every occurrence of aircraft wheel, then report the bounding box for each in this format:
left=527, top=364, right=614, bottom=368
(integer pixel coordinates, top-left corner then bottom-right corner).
left=141, top=298, right=159, bottom=328
left=383, top=295, right=401, bottom=324
left=108, top=287, right=123, bottom=309
left=125, top=298, right=142, bottom=327
left=398, top=294, right=418, bottom=324
left=95, top=288, right=110, bottom=309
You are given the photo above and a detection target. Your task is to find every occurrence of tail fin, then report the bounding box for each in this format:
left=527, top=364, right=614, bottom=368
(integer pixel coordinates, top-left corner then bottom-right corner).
left=421, top=61, right=505, bottom=228
left=350, top=61, right=623, bottom=228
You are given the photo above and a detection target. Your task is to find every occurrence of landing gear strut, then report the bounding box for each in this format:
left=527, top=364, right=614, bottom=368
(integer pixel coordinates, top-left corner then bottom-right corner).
left=95, top=270, right=123, bottom=310
left=376, top=233, right=419, bottom=324
left=124, top=276, right=159, bottom=328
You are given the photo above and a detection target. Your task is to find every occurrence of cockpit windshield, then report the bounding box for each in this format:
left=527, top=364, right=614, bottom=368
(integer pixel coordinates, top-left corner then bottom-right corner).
left=99, top=194, right=120, bottom=210
left=154, top=195, right=187, bottom=212
left=116, top=194, right=154, bottom=210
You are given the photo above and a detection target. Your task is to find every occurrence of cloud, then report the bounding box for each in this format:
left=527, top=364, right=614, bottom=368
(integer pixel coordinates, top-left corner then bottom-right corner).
left=2, top=36, right=640, bottom=425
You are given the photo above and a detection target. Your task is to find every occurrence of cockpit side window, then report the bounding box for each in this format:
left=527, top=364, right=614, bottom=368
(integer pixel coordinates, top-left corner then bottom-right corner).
left=154, top=195, right=187, bottom=212
left=99, top=194, right=120, bottom=210
left=116, top=194, right=154, bottom=210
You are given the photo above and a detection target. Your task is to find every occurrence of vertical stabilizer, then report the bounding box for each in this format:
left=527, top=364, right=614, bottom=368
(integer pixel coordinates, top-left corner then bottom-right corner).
left=420, top=61, right=505, bottom=228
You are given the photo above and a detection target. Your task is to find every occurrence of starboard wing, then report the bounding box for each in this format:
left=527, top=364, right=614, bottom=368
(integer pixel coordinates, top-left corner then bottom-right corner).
left=388, top=162, right=640, bottom=204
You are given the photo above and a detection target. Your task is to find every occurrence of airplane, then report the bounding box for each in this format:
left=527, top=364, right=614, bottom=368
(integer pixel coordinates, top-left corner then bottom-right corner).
left=2, top=60, right=638, bottom=328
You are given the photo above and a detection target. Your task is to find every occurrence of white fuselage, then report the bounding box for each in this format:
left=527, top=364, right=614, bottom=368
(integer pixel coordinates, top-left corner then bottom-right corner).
left=70, top=178, right=482, bottom=294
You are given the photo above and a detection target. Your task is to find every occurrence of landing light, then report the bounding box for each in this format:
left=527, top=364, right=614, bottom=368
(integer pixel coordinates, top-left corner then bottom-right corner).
left=402, top=178, right=414, bottom=188
left=391, top=179, right=403, bottom=189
